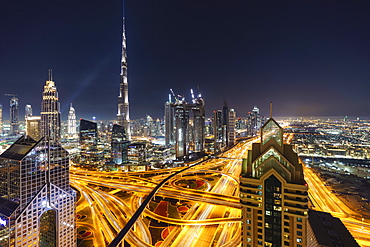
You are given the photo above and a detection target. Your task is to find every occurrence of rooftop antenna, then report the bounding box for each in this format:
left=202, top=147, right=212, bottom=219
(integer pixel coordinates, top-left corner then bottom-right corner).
left=190, top=89, right=195, bottom=103
left=48, top=69, right=52, bottom=81
left=270, top=102, right=273, bottom=118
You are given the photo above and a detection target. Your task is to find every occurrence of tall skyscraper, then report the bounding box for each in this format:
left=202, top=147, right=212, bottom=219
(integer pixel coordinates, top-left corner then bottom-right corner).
left=165, top=94, right=175, bottom=146
left=0, top=135, right=76, bottom=246
left=9, top=95, right=18, bottom=135
left=41, top=70, right=61, bottom=143
left=174, top=99, right=190, bottom=158
left=222, top=100, right=229, bottom=146
left=240, top=117, right=308, bottom=247
left=228, top=109, right=236, bottom=146
left=25, top=104, right=33, bottom=119
left=80, top=119, right=101, bottom=165
left=111, top=124, right=129, bottom=165
left=213, top=110, right=223, bottom=152
left=191, top=93, right=205, bottom=153
left=117, top=16, right=130, bottom=139
left=67, top=103, right=77, bottom=136
left=0, top=103, right=2, bottom=135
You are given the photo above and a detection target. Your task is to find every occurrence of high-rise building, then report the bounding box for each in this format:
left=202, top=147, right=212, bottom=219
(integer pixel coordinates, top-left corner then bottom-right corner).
left=165, top=94, right=175, bottom=146
left=213, top=110, right=223, bottom=152
left=9, top=95, right=18, bottom=135
left=117, top=16, right=130, bottom=139
left=222, top=100, right=229, bottom=146
left=240, top=117, right=308, bottom=247
left=174, top=99, right=190, bottom=158
left=41, top=70, right=61, bottom=143
left=80, top=119, right=101, bottom=165
left=192, top=94, right=205, bottom=153
left=26, top=116, right=41, bottom=141
left=228, top=109, right=236, bottom=146
left=0, top=135, right=76, bottom=246
left=67, top=103, right=77, bottom=136
left=25, top=104, right=33, bottom=119
left=0, top=103, right=2, bottom=135
left=111, top=124, right=129, bottom=165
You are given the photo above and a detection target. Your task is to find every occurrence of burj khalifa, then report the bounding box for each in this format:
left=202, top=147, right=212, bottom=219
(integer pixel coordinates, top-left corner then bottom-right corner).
left=117, top=13, right=130, bottom=139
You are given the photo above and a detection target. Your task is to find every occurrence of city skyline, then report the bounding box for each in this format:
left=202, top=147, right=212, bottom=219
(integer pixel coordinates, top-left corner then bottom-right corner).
left=1, top=0, right=370, bottom=120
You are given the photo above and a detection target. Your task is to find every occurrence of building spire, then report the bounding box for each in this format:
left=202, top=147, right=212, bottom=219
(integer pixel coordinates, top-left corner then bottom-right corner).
left=48, top=69, right=52, bottom=81
left=117, top=4, right=130, bottom=139
left=270, top=102, right=273, bottom=118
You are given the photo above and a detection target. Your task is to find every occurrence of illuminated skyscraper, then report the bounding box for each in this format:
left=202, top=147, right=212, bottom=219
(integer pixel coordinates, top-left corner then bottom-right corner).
left=191, top=92, right=205, bottom=153
left=165, top=94, right=175, bottom=146
left=213, top=110, right=223, bottom=152
left=25, top=104, right=33, bottom=119
left=240, top=117, right=308, bottom=247
left=80, top=119, right=102, bottom=165
left=67, top=103, right=77, bottom=136
left=222, top=100, right=229, bottom=146
left=174, top=99, right=189, bottom=158
left=9, top=95, right=18, bottom=135
left=0, top=104, right=2, bottom=135
left=117, top=15, right=130, bottom=139
left=0, top=135, right=76, bottom=246
left=111, top=124, right=129, bottom=165
left=228, top=109, right=236, bottom=146
left=41, top=70, right=61, bottom=143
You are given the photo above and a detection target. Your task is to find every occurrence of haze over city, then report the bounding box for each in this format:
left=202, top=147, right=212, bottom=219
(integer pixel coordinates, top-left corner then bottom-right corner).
left=1, top=0, right=370, bottom=120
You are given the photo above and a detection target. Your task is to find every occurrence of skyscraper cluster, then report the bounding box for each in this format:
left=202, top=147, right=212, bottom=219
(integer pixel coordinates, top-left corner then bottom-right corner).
left=0, top=70, right=76, bottom=246
left=164, top=89, right=205, bottom=159
left=213, top=100, right=237, bottom=152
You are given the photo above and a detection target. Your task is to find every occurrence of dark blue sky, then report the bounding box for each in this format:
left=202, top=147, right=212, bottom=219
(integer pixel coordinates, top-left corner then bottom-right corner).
left=1, top=0, right=370, bottom=120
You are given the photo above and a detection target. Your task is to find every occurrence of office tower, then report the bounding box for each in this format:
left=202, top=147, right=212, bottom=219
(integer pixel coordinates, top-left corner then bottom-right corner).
left=117, top=16, right=130, bottom=139
left=67, top=103, right=77, bottom=136
left=222, top=100, right=229, bottom=146
left=192, top=93, right=205, bottom=153
left=9, top=95, right=19, bottom=135
left=165, top=94, right=175, bottom=146
left=127, top=143, right=146, bottom=164
left=174, top=99, right=190, bottom=158
left=79, top=119, right=101, bottom=165
left=240, top=117, right=308, bottom=247
left=228, top=109, right=236, bottom=146
left=26, top=116, right=41, bottom=140
left=0, top=135, right=76, bottom=247
left=41, top=70, right=61, bottom=143
left=213, top=110, right=223, bottom=152
left=0, top=104, right=2, bottom=135
left=146, top=115, right=153, bottom=136
left=25, top=104, right=32, bottom=119
left=111, top=124, right=129, bottom=165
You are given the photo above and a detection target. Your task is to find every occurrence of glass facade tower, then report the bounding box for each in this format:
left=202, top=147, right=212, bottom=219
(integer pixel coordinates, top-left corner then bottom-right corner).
left=0, top=136, right=76, bottom=247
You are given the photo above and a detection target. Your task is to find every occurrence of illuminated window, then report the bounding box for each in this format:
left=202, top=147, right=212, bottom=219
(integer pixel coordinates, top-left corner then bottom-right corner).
left=297, top=238, right=302, bottom=243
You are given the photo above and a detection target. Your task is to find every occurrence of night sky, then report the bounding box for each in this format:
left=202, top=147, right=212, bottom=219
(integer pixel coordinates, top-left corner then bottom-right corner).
left=1, top=0, right=370, bottom=120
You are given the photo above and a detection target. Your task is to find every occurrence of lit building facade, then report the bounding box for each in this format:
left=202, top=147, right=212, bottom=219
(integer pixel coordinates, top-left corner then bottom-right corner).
left=41, top=70, right=61, bottom=143
left=26, top=116, right=41, bottom=141
left=0, top=103, right=2, bottom=135
left=228, top=109, right=236, bottom=146
left=165, top=95, right=175, bottom=146
left=191, top=95, right=205, bottom=153
left=117, top=17, right=130, bottom=139
left=111, top=124, right=129, bottom=165
left=174, top=100, right=190, bottom=158
left=79, top=119, right=101, bottom=165
left=240, top=118, right=308, bottom=247
left=0, top=135, right=76, bottom=247
left=128, top=143, right=146, bottom=164
left=213, top=110, right=223, bottom=152
left=67, top=103, right=76, bottom=136
left=25, top=104, right=33, bottom=119
left=9, top=95, right=19, bottom=135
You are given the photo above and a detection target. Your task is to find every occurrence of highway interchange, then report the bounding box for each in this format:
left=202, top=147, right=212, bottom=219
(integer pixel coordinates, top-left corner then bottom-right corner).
left=71, top=135, right=369, bottom=246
